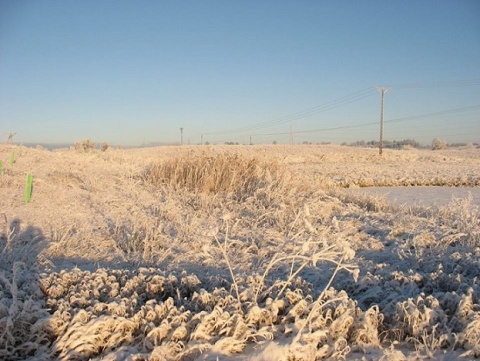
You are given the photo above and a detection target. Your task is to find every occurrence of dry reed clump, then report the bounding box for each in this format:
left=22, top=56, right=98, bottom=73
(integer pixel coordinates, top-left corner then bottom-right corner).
left=143, top=152, right=289, bottom=200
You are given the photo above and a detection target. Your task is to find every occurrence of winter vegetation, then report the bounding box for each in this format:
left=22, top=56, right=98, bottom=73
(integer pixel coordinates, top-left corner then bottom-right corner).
left=0, top=143, right=479, bottom=360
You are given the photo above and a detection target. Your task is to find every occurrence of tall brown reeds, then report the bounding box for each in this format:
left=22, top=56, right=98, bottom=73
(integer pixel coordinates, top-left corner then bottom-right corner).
left=144, top=152, right=287, bottom=200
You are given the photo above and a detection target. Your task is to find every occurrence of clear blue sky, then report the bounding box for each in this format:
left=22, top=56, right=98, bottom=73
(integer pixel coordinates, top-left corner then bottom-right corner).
left=1, top=0, right=479, bottom=146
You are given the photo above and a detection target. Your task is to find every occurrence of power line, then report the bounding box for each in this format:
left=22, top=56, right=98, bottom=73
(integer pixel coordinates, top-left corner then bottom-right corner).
left=389, top=118, right=480, bottom=130
left=383, top=79, right=480, bottom=89
left=202, top=87, right=377, bottom=136
left=200, top=81, right=480, bottom=144
left=247, top=104, right=480, bottom=138
left=253, top=121, right=379, bottom=137
left=384, top=104, right=480, bottom=124
left=392, top=131, right=479, bottom=142
left=255, top=88, right=376, bottom=127
left=388, top=123, right=480, bottom=134
left=201, top=80, right=480, bottom=142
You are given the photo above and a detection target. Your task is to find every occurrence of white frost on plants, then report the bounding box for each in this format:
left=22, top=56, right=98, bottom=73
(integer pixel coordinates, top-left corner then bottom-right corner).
left=0, top=144, right=479, bottom=360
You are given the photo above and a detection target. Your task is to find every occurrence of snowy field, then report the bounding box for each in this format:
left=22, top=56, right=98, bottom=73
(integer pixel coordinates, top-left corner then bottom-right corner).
left=0, top=144, right=479, bottom=360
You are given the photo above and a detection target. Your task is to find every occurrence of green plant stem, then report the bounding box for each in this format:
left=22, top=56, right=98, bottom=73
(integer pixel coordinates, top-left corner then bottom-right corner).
left=25, top=173, right=33, bottom=204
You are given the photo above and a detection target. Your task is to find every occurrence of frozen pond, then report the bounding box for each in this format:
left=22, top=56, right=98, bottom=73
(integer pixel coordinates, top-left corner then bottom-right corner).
left=346, top=186, right=480, bottom=207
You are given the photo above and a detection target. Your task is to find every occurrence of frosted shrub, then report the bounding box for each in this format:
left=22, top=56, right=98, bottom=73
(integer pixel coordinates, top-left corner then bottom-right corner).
left=438, top=194, right=480, bottom=246
left=74, top=139, right=96, bottom=152
left=432, top=137, right=447, bottom=150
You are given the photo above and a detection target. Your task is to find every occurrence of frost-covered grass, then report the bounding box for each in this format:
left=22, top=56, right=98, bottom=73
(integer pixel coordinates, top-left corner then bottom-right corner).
left=0, top=144, right=479, bottom=360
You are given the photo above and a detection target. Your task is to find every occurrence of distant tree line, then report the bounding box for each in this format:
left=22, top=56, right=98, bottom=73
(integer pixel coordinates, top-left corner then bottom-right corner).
left=349, top=139, right=420, bottom=149
left=204, top=138, right=478, bottom=149
left=347, top=138, right=478, bottom=150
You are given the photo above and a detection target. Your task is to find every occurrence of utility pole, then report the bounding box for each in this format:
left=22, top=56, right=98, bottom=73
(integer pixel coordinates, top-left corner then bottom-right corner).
left=375, top=86, right=389, bottom=155
left=180, top=127, right=184, bottom=145
left=289, top=125, right=294, bottom=145
left=200, top=134, right=203, bottom=145
left=249, top=135, right=253, bottom=145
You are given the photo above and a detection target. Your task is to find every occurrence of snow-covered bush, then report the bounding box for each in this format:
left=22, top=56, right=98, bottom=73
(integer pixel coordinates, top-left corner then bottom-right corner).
left=432, top=137, right=447, bottom=150
left=74, top=139, right=96, bottom=152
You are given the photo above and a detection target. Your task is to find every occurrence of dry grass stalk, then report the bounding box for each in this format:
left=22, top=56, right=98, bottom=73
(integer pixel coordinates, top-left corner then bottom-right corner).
left=213, top=221, right=242, bottom=311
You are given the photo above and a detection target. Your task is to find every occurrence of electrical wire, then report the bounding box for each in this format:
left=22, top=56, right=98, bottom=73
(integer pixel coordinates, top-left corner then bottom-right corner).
left=244, top=104, right=480, bottom=138
left=383, top=79, right=480, bottom=89
left=384, top=104, right=480, bottom=124
left=201, top=87, right=377, bottom=135
left=200, top=82, right=480, bottom=143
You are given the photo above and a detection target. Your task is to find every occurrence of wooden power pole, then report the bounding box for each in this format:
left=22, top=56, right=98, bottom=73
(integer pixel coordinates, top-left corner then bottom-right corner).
left=375, top=87, right=389, bottom=155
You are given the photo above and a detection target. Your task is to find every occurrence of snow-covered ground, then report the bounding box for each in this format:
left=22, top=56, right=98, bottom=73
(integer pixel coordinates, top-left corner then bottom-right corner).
left=0, top=144, right=479, bottom=360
